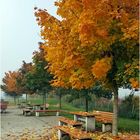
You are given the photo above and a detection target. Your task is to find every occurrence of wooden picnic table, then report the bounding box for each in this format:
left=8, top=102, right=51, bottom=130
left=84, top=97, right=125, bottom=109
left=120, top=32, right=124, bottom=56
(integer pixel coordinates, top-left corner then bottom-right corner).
left=70, top=111, right=100, bottom=131
left=32, top=104, right=42, bottom=110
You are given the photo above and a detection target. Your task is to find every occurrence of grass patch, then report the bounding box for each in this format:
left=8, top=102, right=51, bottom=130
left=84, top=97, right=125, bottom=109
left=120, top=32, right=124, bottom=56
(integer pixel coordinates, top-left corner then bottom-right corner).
left=118, top=118, right=139, bottom=132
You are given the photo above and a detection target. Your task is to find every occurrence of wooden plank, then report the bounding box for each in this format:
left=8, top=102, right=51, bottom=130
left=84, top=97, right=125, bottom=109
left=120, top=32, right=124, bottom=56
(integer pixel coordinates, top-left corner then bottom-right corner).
left=93, top=110, right=113, bottom=123
left=70, top=111, right=97, bottom=117
left=34, top=110, right=60, bottom=116
left=59, top=117, right=82, bottom=126
left=34, top=110, right=59, bottom=112
left=56, top=126, right=92, bottom=140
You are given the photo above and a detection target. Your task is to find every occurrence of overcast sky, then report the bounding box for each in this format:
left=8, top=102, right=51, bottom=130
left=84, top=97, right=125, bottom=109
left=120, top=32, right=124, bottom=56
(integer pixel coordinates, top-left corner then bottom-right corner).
left=0, top=0, right=57, bottom=82
left=0, top=0, right=139, bottom=98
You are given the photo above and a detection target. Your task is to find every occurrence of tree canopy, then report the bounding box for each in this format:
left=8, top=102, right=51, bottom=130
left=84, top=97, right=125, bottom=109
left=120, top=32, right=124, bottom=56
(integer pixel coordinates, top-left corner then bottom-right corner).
left=35, top=0, right=139, bottom=136
left=1, top=71, right=22, bottom=96
left=35, top=0, right=139, bottom=90
left=16, top=61, right=33, bottom=95
left=25, top=43, right=53, bottom=94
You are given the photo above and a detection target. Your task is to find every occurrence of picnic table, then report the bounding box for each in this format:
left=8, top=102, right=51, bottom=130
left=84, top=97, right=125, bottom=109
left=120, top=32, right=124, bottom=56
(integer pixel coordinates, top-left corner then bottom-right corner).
left=22, top=104, right=41, bottom=116
left=23, top=103, right=52, bottom=116
left=70, top=111, right=100, bottom=131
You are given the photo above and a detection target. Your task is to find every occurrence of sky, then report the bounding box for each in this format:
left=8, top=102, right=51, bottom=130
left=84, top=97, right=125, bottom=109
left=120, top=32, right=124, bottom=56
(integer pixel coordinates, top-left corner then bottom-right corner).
left=0, top=0, right=139, bottom=98
left=0, top=0, right=57, bottom=82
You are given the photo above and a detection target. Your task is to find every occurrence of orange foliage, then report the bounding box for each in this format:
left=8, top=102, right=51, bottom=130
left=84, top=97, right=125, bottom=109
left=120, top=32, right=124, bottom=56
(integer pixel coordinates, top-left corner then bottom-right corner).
left=2, top=71, right=21, bottom=94
left=91, top=57, right=112, bottom=79
left=35, top=0, right=138, bottom=90
left=129, top=78, right=139, bottom=89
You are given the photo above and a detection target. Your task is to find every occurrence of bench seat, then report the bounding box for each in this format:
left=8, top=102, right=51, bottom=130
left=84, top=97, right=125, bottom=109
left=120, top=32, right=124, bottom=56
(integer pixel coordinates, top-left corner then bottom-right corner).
left=35, top=110, right=60, bottom=116
left=59, top=117, right=82, bottom=127
left=23, top=109, right=60, bottom=116
left=35, top=110, right=59, bottom=112
left=56, top=126, right=92, bottom=140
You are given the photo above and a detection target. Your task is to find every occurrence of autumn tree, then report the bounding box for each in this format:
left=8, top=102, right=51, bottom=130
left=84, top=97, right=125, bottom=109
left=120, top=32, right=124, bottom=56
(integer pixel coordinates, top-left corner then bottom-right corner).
left=35, top=0, right=139, bottom=136
left=1, top=71, right=22, bottom=104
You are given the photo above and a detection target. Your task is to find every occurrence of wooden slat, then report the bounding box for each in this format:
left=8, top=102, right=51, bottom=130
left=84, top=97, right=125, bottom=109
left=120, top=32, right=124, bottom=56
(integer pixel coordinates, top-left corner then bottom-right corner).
left=70, top=111, right=96, bottom=117
left=56, top=126, right=92, bottom=140
left=34, top=110, right=59, bottom=112
left=93, top=110, right=113, bottom=123
left=96, top=118, right=112, bottom=123
left=59, top=117, right=82, bottom=126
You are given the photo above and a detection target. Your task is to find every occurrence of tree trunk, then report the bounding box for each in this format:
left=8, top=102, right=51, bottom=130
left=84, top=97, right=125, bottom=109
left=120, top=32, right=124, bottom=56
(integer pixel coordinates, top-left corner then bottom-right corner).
left=44, top=93, right=47, bottom=105
left=44, top=93, right=47, bottom=110
left=132, top=104, right=134, bottom=114
left=14, top=95, right=16, bottom=105
left=85, top=97, right=88, bottom=112
left=18, top=97, right=20, bottom=104
left=59, top=94, right=62, bottom=109
left=112, top=89, right=118, bottom=136
left=108, top=101, right=110, bottom=111
left=94, top=101, right=96, bottom=109
left=25, top=93, right=28, bottom=103
left=42, top=94, right=45, bottom=105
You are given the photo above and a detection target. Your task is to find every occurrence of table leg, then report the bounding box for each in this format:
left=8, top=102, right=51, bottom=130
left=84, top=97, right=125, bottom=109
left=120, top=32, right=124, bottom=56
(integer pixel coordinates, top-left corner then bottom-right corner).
left=58, top=129, right=62, bottom=140
left=85, top=117, right=95, bottom=131
left=74, top=114, right=78, bottom=121
left=56, top=111, right=59, bottom=116
left=36, top=112, right=39, bottom=117
left=102, top=123, right=112, bottom=132
left=59, top=121, right=62, bottom=126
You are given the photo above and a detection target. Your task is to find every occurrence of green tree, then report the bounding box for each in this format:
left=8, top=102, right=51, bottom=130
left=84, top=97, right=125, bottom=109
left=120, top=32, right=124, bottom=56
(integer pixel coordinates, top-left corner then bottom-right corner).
left=66, top=84, right=112, bottom=112
left=17, top=61, right=33, bottom=103
left=54, top=87, right=68, bottom=109
left=25, top=43, right=53, bottom=106
left=70, top=89, right=91, bottom=112
left=119, top=91, right=139, bottom=119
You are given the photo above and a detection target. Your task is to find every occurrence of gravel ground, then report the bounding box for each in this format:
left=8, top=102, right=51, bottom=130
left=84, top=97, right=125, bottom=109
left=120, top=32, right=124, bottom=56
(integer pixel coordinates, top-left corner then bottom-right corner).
left=0, top=106, right=59, bottom=139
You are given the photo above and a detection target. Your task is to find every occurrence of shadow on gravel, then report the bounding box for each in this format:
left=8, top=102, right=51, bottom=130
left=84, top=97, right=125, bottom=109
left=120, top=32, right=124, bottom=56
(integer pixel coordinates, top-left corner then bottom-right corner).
left=1, top=111, right=12, bottom=114
left=16, top=114, right=34, bottom=116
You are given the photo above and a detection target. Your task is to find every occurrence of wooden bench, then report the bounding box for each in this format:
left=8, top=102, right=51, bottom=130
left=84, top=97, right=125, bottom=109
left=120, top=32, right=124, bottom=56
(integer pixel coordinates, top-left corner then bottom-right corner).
left=23, top=108, right=33, bottom=116
left=35, top=110, right=60, bottom=117
left=23, top=109, right=60, bottom=117
left=56, top=126, right=92, bottom=140
left=93, top=110, right=113, bottom=132
left=59, top=117, right=83, bottom=128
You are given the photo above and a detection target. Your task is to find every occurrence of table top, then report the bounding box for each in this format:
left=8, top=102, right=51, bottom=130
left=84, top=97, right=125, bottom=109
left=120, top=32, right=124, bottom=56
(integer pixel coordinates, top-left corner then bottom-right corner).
left=33, top=104, right=42, bottom=106
left=70, top=111, right=100, bottom=117
left=25, top=106, right=33, bottom=109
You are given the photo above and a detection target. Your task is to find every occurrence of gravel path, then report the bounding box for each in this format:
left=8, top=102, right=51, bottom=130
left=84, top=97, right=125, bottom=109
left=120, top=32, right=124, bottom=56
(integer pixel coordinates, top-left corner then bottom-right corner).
left=0, top=107, right=59, bottom=138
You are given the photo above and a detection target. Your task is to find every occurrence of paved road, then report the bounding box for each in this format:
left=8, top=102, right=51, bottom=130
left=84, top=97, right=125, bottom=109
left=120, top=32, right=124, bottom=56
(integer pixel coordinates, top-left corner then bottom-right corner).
left=1, top=107, right=59, bottom=137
